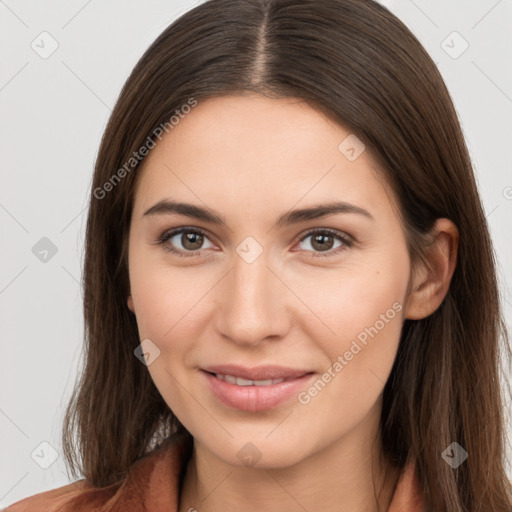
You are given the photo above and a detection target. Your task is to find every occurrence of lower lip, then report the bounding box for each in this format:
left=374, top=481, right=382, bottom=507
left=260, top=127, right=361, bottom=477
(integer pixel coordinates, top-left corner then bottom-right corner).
left=201, top=370, right=316, bottom=412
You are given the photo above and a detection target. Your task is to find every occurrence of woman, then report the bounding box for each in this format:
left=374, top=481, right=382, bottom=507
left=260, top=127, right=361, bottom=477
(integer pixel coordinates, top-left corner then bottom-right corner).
left=6, top=0, right=511, bottom=510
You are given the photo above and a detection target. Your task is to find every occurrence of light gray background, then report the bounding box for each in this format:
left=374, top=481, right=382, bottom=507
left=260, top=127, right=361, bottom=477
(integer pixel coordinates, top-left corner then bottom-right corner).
left=1, top=0, right=511, bottom=507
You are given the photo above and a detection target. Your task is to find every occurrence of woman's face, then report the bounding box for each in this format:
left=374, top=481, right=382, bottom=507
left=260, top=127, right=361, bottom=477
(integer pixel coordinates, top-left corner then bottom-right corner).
left=127, top=94, right=412, bottom=468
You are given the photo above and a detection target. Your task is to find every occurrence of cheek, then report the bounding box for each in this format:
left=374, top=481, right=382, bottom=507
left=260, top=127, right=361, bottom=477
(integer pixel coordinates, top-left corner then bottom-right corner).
left=129, top=264, right=205, bottom=415
left=129, top=256, right=209, bottom=340
left=296, top=261, right=407, bottom=345
left=308, top=281, right=404, bottom=386
left=293, top=284, right=404, bottom=434
left=294, top=250, right=408, bottom=395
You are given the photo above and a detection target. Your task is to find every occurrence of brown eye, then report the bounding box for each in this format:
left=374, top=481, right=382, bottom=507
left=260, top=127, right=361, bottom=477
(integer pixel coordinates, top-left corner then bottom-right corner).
left=181, top=231, right=204, bottom=251
left=157, top=227, right=214, bottom=257
left=310, top=233, right=335, bottom=251
left=297, top=229, right=352, bottom=257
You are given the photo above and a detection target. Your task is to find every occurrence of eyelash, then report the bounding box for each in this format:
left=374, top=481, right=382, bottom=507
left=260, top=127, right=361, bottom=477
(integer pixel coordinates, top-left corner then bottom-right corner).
left=154, top=227, right=353, bottom=258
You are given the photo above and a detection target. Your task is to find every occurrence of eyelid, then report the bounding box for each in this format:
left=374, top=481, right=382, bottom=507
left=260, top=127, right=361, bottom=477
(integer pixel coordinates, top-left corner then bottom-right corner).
left=154, top=226, right=216, bottom=258
left=155, top=225, right=353, bottom=258
left=295, top=227, right=353, bottom=246
left=292, top=227, right=353, bottom=257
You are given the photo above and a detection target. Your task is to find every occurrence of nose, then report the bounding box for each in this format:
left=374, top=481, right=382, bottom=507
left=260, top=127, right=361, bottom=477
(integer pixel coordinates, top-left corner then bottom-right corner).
left=213, top=250, right=291, bottom=347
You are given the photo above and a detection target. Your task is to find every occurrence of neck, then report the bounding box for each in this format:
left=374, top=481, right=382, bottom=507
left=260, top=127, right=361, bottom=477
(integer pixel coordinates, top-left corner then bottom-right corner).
left=178, top=403, right=400, bottom=512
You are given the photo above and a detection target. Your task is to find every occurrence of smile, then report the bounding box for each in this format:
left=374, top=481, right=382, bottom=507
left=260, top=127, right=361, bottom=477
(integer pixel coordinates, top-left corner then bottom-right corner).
left=214, top=373, right=285, bottom=386
left=201, top=369, right=316, bottom=412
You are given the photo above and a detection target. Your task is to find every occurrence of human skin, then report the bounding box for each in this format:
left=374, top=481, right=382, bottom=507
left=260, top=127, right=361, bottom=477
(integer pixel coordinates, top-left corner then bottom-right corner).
left=126, top=94, right=458, bottom=512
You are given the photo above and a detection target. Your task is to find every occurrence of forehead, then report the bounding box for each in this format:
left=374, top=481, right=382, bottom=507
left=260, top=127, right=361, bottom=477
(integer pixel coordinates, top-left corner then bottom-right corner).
left=131, top=94, right=397, bottom=223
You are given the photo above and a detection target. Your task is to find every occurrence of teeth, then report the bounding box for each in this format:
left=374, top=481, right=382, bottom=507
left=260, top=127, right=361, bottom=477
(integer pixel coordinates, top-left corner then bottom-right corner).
left=253, top=379, right=273, bottom=386
left=215, top=373, right=285, bottom=386
left=235, top=377, right=254, bottom=386
left=223, top=374, right=237, bottom=384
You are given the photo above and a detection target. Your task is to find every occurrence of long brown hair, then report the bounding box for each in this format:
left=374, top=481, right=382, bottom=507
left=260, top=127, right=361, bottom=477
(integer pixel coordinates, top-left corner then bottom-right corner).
left=62, top=0, right=512, bottom=509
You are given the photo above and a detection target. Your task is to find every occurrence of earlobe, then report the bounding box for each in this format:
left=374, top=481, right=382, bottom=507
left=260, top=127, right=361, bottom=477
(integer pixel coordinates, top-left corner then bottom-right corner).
left=127, top=295, right=135, bottom=313
left=404, top=218, right=459, bottom=320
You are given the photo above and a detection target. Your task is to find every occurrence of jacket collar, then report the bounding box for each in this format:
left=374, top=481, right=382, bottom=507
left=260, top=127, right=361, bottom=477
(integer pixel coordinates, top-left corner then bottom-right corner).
left=72, top=431, right=425, bottom=512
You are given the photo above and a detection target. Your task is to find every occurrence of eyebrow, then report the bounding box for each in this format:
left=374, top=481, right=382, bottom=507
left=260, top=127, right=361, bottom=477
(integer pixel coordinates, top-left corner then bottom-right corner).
left=142, top=199, right=374, bottom=227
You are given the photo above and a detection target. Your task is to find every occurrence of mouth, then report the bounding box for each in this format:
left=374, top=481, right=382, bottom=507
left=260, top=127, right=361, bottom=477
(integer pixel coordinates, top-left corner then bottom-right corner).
left=201, top=364, right=313, bottom=381
left=199, top=366, right=316, bottom=412
left=210, top=372, right=290, bottom=386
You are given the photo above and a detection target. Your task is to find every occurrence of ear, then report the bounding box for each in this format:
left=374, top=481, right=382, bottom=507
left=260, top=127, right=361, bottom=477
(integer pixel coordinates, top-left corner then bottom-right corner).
left=127, top=295, right=135, bottom=313
left=404, top=218, right=459, bottom=320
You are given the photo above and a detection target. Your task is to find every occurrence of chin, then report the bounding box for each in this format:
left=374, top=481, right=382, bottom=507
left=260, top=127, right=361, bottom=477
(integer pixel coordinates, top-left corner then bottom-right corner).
left=208, top=437, right=312, bottom=470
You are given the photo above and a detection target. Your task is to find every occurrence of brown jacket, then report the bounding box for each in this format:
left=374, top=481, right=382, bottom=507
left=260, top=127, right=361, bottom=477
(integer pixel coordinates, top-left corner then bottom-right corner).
left=4, top=433, right=426, bottom=511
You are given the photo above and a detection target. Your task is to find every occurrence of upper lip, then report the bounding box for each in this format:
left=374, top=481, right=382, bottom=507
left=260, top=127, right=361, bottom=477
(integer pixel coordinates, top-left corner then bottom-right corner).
left=201, top=364, right=313, bottom=381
